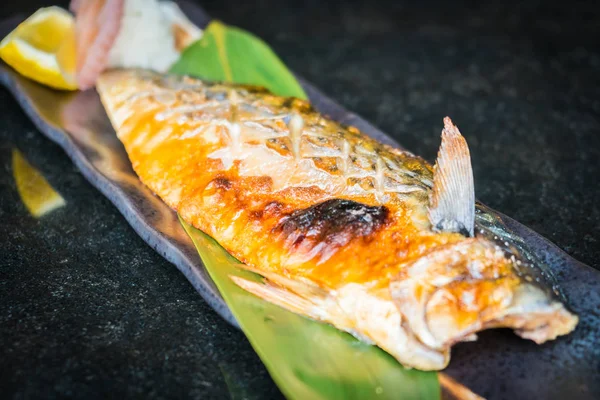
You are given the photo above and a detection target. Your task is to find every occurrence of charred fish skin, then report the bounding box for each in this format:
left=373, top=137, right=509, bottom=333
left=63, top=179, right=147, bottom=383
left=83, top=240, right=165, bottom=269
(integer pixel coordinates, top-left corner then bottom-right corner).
left=97, top=68, right=578, bottom=371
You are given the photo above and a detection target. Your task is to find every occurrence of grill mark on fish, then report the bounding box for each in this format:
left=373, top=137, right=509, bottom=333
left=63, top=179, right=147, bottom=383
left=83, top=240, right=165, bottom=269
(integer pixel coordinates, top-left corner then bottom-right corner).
left=212, top=176, right=232, bottom=190
left=250, top=201, right=285, bottom=220
left=275, top=199, right=389, bottom=262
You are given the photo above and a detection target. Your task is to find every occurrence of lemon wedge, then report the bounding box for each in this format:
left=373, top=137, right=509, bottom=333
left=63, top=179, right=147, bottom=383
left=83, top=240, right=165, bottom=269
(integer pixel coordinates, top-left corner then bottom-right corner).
left=12, top=149, right=66, bottom=218
left=0, top=6, right=77, bottom=90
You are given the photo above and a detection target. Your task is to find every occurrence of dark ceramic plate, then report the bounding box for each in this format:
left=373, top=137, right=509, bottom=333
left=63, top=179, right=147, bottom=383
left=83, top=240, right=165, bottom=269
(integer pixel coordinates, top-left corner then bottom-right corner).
left=1, top=3, right=598, bottom=399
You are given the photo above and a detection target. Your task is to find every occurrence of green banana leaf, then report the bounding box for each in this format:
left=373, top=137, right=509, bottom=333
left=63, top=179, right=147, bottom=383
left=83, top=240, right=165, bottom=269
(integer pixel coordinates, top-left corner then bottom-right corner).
left=181, top=219, right=439, bottom=400
left=172, top=21, right=440, bottom=400
left=170, top=21, right=307, bottom=99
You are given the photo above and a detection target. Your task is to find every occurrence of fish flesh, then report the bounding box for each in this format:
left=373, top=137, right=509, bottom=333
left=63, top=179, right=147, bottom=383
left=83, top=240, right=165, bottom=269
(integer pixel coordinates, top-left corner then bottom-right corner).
left=96, top=68, right=578, bottom=371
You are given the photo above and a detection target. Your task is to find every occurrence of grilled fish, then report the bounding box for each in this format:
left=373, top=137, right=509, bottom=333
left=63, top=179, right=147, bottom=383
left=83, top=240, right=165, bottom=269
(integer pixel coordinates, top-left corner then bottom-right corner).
left=96, top=69, right=578, bottom=371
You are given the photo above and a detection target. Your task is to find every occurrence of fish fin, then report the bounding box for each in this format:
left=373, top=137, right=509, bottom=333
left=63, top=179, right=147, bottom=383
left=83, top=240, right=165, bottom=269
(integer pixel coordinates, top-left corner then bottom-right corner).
left=428, top=117, right=475, bottom=237
left=233, top=264, right=330, bottom=300
left=230, top=276, right=323, bottom=319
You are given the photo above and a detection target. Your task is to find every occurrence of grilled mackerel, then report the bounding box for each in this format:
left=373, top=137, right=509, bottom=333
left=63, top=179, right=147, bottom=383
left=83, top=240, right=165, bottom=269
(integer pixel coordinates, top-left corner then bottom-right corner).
left=97, top=69, right=577, bottom=371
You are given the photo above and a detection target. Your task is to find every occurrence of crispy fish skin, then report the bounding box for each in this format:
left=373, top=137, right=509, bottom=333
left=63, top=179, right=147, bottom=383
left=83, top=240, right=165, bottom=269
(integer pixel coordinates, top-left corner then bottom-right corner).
left=97, top=69, right=578, bottom=371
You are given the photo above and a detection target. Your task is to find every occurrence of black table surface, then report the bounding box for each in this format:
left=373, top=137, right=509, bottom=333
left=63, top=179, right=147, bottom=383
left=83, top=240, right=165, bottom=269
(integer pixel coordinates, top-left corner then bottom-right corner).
left=1, top=0, right=599, bottom=399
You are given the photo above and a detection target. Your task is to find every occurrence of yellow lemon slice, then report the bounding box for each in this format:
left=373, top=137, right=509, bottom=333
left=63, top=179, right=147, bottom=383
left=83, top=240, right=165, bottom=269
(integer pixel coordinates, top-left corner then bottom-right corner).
left=12, top=149, right=66, bottom=218
left=0, top=6, right=77, bottom=90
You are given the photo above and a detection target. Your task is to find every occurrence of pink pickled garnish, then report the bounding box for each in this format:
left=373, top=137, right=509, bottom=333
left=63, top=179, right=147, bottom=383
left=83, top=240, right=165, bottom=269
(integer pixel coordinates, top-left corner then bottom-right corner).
left=69, top=0, right=83, bottom=12
left=70, top=0, right=124, bottom=90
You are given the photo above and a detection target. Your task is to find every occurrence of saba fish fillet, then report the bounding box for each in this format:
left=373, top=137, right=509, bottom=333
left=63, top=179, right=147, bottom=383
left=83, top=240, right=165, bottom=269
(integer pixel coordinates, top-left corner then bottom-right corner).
left=96, top=69, right=577, bottom=371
